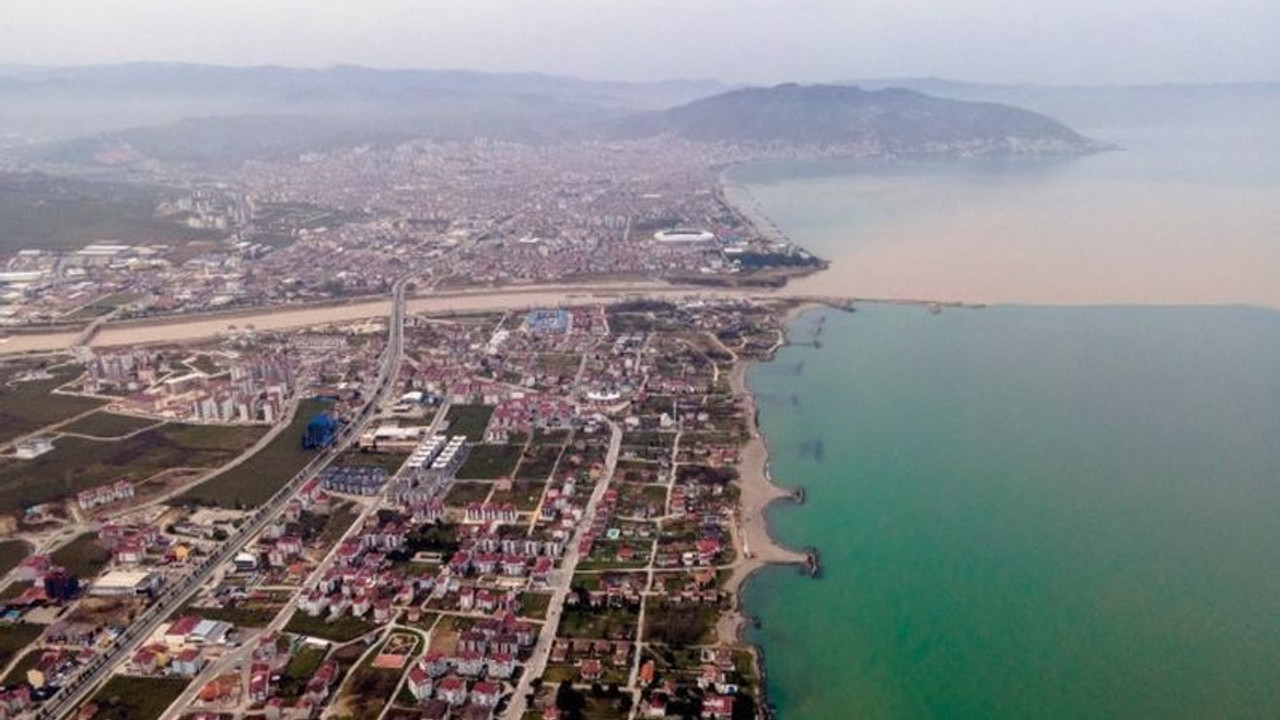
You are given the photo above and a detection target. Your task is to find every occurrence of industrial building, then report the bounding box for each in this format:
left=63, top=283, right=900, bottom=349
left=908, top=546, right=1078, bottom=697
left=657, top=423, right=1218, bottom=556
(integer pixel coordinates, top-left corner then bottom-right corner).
left=88, top=570, right=162, bottom=597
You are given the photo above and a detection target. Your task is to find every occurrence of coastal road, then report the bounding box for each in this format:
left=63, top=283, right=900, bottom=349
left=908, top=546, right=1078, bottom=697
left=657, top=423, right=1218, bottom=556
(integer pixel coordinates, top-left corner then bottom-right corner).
left=502, top=420, right=623, bottom=720
left=38, top=280, right=409, bottom=720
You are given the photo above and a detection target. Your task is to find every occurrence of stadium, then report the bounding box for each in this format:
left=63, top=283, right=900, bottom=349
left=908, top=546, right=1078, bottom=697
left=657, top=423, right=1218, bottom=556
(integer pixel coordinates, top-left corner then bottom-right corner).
left=653, top=228, right=717, bottom=243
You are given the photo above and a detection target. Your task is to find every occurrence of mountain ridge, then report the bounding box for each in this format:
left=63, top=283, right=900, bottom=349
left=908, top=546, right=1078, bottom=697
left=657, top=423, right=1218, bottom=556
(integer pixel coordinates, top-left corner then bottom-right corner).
left=1, top=66, right=1107, bottom=163
left=840, top=77, right=1280, bottom=129
left=611, top=83, right=1099, bottom=155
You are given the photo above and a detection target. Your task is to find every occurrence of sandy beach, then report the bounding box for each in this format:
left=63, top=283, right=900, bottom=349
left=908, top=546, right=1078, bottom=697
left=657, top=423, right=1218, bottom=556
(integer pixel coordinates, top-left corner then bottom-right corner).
left=731, top=359, right=808, bottom=571
left=717, top=305, right=819, bottom=644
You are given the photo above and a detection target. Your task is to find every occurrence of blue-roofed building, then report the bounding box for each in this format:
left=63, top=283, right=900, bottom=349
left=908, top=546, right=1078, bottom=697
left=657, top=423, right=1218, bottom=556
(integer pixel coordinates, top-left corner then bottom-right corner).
left=303, top=413, right=340, bottom=450
left=525, top=309, right=570, bottom=334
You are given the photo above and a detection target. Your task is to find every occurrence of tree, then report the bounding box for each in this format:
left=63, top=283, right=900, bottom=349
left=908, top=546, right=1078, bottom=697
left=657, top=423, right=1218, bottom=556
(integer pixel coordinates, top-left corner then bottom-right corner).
left=555, top=680, right=586, bottom=720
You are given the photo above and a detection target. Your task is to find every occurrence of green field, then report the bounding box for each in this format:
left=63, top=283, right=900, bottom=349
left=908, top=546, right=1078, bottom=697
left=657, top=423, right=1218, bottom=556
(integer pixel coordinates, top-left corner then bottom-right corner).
left=0, top=365, right=104, bottom=445
left=532, top=428, right=571, bottom=445
left=516, top=444, right=564, bottom=480
left=520, top=592, right=553, bottom=620
left=88, top=676, right=190, bottom=720
left=442, top=405, right=494, bottom=441
left=335, top=450, right=409, bottom=474
left=279, top=645, right=329, bottom=699
left=178, top=603, right=281, bottom=628
left=558, top=605, right=640, bottom=640
left=490, top=480, right=546, bottom=511
left=60, top=411, right=159, bottom=438
left=456, top=444, right=522, bottom=479
left=63, top=292, right=139, bottom=321
left=1, top=648, right=43, bottom=686
left=644, top=603, right=720, bottom=646
left=0, top=581, right=32, bottom=600
left=180, top=399, right=331, bottom=508
left=0, top=539, right=28, bottom=577
left=315, top=502, right=361, bottom=550
left=256, top=201, right=371, bottom=236
left=444, top=481, right=492, bottom=507
left=284, top=610, right=377, bottom=643
left=50, top=533, right=111, bottom=578
left=340, top=633, right=421, bottom=720
left=0, top=172, right=225, bottom=253
left=0, top=422, right=263, bottom=513
left=0, top=624, right=43, bottom=670
left=342, top=664, right=404, bottom=720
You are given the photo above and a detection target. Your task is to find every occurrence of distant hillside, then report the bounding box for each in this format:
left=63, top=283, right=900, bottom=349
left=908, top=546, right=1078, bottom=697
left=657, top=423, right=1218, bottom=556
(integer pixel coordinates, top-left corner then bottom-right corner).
left=2, top=67, right=1122, bottom=165
left=614, top=83, right=1097, bottom=154
left=845, top=78, right=1280, bottom=131
left=0, top=63, right=728, bottom=143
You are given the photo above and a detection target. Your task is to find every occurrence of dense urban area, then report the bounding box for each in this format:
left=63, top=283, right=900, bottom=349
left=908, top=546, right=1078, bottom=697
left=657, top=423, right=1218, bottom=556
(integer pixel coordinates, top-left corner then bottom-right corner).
left=0, top=223, right=827, bottom=720
left=0, top=136, right=825, bottom=328
left=0, top=81, right=865, bottom=720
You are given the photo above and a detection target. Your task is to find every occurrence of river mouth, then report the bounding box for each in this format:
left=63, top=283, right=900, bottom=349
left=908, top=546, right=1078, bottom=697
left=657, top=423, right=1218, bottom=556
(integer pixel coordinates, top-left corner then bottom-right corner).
left=727, top=122, right=1280, bottom=309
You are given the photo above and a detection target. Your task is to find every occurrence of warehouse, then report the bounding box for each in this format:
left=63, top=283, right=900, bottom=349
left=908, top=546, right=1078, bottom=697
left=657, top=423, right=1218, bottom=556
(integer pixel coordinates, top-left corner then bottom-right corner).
left=88, top=570, right=162, bottom=598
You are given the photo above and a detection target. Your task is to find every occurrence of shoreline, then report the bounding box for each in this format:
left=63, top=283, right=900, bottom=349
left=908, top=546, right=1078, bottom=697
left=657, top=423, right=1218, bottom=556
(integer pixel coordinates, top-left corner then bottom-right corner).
left=722, top=301, right=827, bottom=596
left=719, top=300, right=827, bottom=720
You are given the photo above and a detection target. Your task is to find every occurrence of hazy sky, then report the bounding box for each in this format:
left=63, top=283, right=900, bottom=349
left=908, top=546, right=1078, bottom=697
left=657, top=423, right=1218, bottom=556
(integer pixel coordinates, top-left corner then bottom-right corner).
left=2, top=0, right=1276, bottom=85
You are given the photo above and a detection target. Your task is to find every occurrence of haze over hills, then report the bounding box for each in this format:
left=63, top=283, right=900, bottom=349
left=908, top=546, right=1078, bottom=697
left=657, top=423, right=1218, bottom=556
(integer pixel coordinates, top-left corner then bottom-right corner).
left=0, top=63, right=730, bottom=144
left=847, top=78, right=1280, bottom=130
left=613, top=83, right=1097, bottom=153
left=0, top=64, right=1172, bottom=165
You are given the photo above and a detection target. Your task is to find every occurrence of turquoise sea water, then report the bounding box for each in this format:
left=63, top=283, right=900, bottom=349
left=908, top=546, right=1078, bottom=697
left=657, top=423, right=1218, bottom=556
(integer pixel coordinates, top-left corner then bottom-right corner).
left=744, top=305, right=1280, bottom=719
